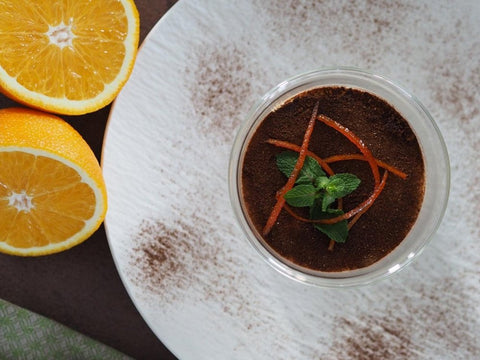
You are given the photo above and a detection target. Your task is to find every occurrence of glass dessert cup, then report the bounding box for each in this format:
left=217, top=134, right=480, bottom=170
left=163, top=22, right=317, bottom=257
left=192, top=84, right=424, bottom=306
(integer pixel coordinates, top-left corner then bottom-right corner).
left=229, top=67, right=450, bottom=287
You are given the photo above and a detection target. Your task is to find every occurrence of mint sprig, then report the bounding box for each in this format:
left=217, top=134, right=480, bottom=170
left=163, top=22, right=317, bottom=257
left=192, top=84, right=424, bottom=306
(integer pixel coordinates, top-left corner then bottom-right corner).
left=276, top=151, right=361, bottom=243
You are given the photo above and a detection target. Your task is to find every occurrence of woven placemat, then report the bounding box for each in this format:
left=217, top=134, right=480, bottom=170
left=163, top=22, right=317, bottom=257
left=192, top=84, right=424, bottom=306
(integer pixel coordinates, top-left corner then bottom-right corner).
left=0, top=299, right=131, bottom=360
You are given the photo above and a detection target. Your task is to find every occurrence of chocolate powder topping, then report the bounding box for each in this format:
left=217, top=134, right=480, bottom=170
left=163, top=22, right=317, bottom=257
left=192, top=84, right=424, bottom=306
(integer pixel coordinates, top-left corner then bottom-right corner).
left=241, top=86, right=425, bottom=272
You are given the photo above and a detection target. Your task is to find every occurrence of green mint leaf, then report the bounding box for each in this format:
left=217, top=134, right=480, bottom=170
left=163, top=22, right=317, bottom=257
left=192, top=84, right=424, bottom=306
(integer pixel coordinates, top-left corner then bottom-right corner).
left=311, top=208, right=348, bottom=243
left=321, top=193, right=336, bottom=212
left=300, top=156, right=326, bottom=182
left=276, top=151, right=325, bottom=185
left=310, top=201, right=336, bottom=219
left=283, top=184, right=317, bottom=207
left=315, top=176, right=330, bottom=189
left=276, top=151, right=298, bottom=178
left=325, top=173, right=361, bottom=198
left=314, top=221, right=349, bottom=243
left=309, top=195, right=324, bottom=218
left=295, top=174, right=315, bottom=185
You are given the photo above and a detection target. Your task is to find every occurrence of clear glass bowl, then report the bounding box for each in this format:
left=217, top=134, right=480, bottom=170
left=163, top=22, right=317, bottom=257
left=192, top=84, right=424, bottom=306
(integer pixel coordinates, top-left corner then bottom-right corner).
left=228, top=67, right=450, bottom=287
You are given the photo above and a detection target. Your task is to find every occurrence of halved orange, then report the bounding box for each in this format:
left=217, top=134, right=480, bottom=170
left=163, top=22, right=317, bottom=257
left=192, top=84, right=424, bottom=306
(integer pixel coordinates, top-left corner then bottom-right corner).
left=0, top=0, right=139, bottom=115
left=0, top=108, right=107, bottom=256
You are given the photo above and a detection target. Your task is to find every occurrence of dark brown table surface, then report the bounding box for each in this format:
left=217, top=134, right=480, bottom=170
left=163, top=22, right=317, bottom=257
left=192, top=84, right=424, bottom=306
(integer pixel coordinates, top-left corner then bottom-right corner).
left=0, top=1, right=178, bottom=359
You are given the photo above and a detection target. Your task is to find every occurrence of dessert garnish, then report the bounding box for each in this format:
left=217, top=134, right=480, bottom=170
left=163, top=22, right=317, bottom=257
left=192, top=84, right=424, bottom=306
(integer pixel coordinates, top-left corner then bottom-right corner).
left=263, top=103, right=408, bottom=250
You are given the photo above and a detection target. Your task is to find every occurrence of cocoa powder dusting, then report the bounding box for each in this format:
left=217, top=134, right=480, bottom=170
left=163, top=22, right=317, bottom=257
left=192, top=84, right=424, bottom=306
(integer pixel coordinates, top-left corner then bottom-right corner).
left=128, top=218, right=204, bottom=302
left=422, top=8, right=480, bottom=237
left=328, top=277, right=480, bottom=359
left=256, top=0, right=422, bottom=65
left=329, top=315, right=412, bottom=360
left=128, top=212, right=267, bottom=332
left=187, top=43, right=254, bottom=144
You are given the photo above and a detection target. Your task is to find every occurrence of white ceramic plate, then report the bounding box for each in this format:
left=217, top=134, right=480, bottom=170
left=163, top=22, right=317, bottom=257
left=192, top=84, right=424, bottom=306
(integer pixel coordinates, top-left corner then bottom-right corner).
left=102, top=1, right=480, bottom=359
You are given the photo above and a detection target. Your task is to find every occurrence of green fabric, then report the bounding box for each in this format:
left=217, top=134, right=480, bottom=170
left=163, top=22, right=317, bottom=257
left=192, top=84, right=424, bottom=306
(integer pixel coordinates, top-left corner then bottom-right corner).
left=0, top=299, right=132, bottom=360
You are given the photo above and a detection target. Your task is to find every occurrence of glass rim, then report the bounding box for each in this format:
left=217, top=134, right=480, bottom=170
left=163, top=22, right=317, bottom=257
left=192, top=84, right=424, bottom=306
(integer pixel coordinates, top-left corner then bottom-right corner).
left=228, top=66, right=450, bottom=288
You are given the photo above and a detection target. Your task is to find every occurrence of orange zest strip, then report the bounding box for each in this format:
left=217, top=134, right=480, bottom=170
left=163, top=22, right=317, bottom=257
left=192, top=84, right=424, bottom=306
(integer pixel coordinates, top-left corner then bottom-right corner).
left=266, top=139, right=407, bottom=180
left=347, top=213, right=362, bottom=230
left=347, top=172, right=391, bottom=229
left=323, top=153, right=407, bottom=180
left=283, top=203, right=309, bottom=222
left=317, top=115, right=381, bottom=186
left=328, top=240, right=335, bottom=251
left=279, top=170, right=389, bottom=225
left=265, top=139, right=335, bottom=176
left=337, top=197, right=343, bottom=211
left=262, top=102, right=319, bottom=236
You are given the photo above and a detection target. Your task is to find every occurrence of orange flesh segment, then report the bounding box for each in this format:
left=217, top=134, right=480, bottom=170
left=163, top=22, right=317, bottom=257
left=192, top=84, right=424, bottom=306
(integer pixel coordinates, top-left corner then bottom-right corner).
left=0, top=0, right=129, bottom=100
left=0, top=151, right=95, bottom=249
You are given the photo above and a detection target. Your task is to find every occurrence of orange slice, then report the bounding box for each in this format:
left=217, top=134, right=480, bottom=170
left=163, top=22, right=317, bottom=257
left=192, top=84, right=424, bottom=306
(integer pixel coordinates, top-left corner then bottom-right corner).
left=0, top=0, right=139, bottom=115
left=0, top=108, right=107, bottom=256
